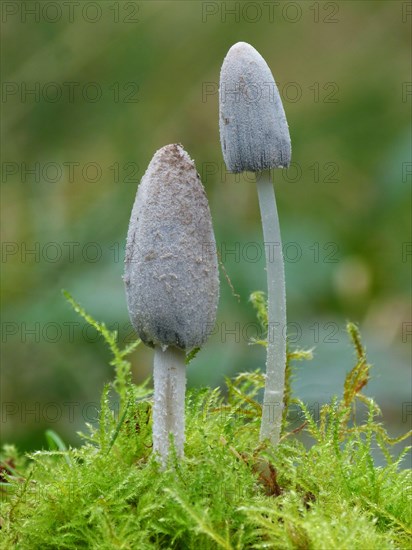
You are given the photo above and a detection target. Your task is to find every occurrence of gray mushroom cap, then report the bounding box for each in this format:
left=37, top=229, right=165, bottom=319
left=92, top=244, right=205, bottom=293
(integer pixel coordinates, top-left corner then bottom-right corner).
left=124, top=144, right=219, bottom=351
left=219, top=41, right=291, bottom=173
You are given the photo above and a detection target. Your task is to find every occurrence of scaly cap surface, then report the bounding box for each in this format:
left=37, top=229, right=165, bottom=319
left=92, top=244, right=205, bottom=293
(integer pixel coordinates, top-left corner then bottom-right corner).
left=219, top=42, right=291, bottom=173
left=124, top=144, right=219, bottom=350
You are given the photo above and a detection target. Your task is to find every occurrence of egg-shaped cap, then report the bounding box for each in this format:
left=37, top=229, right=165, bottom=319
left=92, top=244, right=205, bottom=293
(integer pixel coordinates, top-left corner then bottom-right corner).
left=219, top=42, right=291, bottom=173
left=124, top=144, right=219, bottom=351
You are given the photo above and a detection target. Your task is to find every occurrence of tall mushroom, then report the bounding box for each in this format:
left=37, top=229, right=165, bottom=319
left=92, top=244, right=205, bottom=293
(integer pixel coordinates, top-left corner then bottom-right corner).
left=219, top=42, right=291, bottom=446
left=124, top=144, right=219, bottom=466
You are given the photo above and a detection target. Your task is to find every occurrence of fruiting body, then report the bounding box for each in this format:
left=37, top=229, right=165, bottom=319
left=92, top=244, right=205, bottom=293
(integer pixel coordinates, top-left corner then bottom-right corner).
left=219, top=41, right=291, bottom=173
left=124, top=143, right=219, bottom=464
left=219, top=42, right=291, bottom=446
left=125, top=144, right=219, bottom=351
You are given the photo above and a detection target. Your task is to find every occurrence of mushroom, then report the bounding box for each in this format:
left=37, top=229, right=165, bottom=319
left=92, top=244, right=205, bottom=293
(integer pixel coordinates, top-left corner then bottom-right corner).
left=124, top=144, right=219, bottom=466
left=219, top=42, right=291, bottom=446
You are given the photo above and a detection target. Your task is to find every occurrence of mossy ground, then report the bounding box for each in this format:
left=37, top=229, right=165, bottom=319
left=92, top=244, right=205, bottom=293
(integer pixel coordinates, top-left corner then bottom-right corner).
left=1, top=293, right=411, bottom=549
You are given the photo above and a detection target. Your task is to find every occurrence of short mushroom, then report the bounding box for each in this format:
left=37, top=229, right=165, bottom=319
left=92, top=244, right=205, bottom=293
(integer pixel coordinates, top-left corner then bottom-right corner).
left=219, top=42, right=291, bottom=446
left=124, top=144, right=219, bottom=466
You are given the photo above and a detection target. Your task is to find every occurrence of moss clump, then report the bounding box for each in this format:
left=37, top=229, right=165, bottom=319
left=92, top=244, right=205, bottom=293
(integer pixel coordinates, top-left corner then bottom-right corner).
left=1, top=293, right=411, bottom=549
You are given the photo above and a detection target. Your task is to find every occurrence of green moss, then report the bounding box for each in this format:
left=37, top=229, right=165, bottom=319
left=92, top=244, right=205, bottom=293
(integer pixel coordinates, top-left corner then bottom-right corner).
left=0, top=293, right=410, bottom=549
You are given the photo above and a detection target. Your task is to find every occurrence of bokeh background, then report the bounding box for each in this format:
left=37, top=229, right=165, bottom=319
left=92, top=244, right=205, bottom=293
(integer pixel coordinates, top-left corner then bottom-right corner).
left=1, top=1, right=411, bottom=457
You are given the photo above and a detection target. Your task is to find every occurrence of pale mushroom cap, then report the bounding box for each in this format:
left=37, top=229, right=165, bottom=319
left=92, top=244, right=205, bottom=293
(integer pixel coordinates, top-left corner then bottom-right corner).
left=124, top=144, right=219, bottom=351
left=219, top=41, right=291, bottom=173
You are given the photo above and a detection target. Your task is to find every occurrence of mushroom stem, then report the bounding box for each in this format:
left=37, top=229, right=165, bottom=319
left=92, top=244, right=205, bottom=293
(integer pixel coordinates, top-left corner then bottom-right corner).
left=153, top=346, right=186, bottom=466
left=256, top=169, right=286, bottom=446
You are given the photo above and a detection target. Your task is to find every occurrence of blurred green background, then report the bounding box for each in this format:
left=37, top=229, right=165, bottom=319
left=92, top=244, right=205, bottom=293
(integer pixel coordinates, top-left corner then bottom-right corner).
left=1, top=1, right=411, bottom=453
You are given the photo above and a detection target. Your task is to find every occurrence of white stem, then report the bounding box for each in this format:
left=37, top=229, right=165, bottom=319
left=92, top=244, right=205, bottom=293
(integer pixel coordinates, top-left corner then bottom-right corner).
left=153, top=346, right=186, bottom=466
left=256, top=170, right=286, bottom=446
